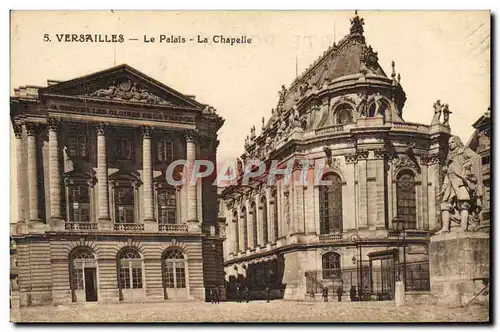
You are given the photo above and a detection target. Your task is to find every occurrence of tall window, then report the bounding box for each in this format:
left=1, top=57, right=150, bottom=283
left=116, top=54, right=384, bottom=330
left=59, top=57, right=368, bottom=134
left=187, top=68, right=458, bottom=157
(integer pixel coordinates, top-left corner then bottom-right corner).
left=272, top=190, right=279, bottom=241
left=335, top=105, right=354, bottom=124
left=233, top=210, right=239, bottom=252
left=115, top=137, right=133, bottom=161
left=70, top=248, right=95, bottom=290
left=68, top=133, right=88, bottom=158
left=241, top=206, right=248, bottom=249
left=68, top=185, right=90, bottom=222
left=250, top=202, right=257, bottom=247
left=158, top=188, right=176, bottom=224
left=163, top=249, right=186, bottom=289
left=368, top=101, right=389, bottom=118
left=396, top=170, right=417, bottom=229
left=260, top=196, right=269, bottom=244
left=322, top=252, right=341, bottom=279
left=319, top=173, right=343, bottom=234
left=157, top=140, right=174, bottom=163
left=115, top=186, right=135, bottom=223
left=118, top=248, right=143, bottom=289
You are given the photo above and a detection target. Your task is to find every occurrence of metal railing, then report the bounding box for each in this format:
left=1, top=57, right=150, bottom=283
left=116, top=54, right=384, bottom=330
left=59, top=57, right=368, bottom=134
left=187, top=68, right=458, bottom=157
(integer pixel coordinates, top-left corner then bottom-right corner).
left=113, top=223, right=144, bottom=231
left=159, top=224, right=188, bottom=232
left=65, top=222, right=98, bottom=231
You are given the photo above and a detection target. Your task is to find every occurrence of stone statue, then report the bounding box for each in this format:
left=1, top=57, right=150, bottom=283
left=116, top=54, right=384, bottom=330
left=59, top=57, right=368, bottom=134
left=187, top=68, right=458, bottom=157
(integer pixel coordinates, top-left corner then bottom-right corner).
left=431, top=100, right=442, bottom=124
left=437, top=135, right=483, bottom=233
left=442, top=104, right=452, bottom=125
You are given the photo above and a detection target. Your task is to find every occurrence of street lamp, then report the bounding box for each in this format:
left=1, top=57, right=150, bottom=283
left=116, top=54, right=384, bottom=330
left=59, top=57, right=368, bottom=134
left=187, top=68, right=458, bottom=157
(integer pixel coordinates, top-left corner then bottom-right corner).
left=393, top=217, right=407, bottom=291
left=350, top=234, right=362, bottom=300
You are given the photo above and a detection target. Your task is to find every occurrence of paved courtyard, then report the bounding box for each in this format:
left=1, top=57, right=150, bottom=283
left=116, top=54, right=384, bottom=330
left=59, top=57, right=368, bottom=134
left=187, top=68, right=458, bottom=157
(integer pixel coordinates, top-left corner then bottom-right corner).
left=11, top=300, right=489, bottom=323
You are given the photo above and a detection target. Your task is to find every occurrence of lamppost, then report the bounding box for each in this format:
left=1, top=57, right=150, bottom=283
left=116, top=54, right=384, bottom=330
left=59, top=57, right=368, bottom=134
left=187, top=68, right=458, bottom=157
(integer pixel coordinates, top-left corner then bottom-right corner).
left=350, top=234, right=362, bottom=300
left=393, top=217, right=407, bottom=291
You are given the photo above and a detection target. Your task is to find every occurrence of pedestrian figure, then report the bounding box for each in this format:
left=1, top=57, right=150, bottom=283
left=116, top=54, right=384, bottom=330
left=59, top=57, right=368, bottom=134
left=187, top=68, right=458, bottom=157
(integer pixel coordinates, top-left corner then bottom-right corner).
left=209, top=288, right=215, bottom=304
left=265, top=286, right=271, bottom=303
left=236, top=283, right=241, bottom=303
left=215, top=286, right=220, bottom=304
left=358, top=285, right=363, bottom=301
left=244, top=286, right=250, bottom=303
left=336, top=285, right=343, bottom=302
left=350, top=285, right=357, bottom=302
left=322, top=286, right=329, bottom=302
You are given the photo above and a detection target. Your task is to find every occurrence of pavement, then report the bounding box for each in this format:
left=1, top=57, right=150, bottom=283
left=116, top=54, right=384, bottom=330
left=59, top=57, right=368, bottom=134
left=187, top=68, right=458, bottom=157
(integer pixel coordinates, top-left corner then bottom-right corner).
left=11, top=300, right=489, bottom=323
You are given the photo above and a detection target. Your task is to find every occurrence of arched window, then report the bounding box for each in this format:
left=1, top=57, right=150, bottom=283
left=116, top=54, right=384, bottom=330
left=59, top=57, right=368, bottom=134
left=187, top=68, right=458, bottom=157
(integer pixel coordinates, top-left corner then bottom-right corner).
left=272, top=190, right=279, bottom=241
left=322, top=252, right=341, bottom=279
left=163, top=249, right=186, bottom=289
left=233, top=210, right=239, bottom=252
left=335, top=105, right=354, bottom=124
left=118, top=248, right=143, bottom=290
left=250, top=201, right=258, bottom=247
left=396, top=170, right=417, bottom=230
left=241, top=206, right=248, bottom=249
left=260, top=196, right=269, bottom=244
left=319, top=173, right=343, bottom=234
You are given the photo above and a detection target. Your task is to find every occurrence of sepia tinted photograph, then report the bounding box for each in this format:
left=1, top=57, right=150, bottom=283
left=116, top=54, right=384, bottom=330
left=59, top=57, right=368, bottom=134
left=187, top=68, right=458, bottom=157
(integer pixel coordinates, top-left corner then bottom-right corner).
left=9, top=10, right=491, bottom=323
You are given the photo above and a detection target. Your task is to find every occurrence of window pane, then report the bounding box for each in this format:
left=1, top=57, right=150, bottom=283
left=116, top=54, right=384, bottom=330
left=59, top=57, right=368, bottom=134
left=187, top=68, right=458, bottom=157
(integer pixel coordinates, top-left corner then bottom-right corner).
left=165, top=262, right=175, bottom=288
left=119, top=267, right=130, bottom=289
left=132, top=268, right=142, bottom=289
left=176, top=266, right=186, bottom=288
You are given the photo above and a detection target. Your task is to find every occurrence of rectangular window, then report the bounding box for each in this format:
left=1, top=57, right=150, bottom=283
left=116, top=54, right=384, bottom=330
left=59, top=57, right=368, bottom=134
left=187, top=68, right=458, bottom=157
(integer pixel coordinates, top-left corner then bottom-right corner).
left=175, top=265, right=186, bottom=288
left=157, top=140, right=173, bottom=163
left=165, top=262, right=175, bottom=288
left=115, top=137, right=133, bottom=161
left=158, top=189, right=176, bottom=224
left=119, top=267, right=130, bottom=289
left=68, top=185, right=90, bottom=222
left=115, top=187, right=135, bottom=223
left=71, top=268, right=84, bottom=290
left=68, top=134, right=88, bottom=158
left=131, top=267, right=143, bottom=289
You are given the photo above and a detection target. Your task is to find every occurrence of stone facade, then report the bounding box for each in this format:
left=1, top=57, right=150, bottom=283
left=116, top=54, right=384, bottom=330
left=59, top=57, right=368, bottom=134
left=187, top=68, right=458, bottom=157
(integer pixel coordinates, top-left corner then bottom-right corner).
left=221, top=13, right=451, bottom=300
left=10, top=64, right=225, bottom=306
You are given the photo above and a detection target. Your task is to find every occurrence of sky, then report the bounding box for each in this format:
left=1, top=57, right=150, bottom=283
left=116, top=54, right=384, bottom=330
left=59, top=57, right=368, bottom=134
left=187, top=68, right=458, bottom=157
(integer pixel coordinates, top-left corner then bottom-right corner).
left=9, top=10, right=490, bottom=221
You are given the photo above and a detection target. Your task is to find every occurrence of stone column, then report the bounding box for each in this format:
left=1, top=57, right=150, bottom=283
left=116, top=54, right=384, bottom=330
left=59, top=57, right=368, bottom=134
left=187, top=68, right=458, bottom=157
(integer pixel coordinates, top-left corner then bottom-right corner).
left=14, top=126, right=25, bottom=223
left=238, top=206, right=245, bottom=252
left=142, top=126, right=156, bottom=231
left=96, top=124, right=112, bottom=229
left=357, top=150, right=369, bottom=228
left=47, top=118, right=64, bottom=230
left=26, top=123, right=41, bottom=223
left=185, top=131, right=199, bottom=232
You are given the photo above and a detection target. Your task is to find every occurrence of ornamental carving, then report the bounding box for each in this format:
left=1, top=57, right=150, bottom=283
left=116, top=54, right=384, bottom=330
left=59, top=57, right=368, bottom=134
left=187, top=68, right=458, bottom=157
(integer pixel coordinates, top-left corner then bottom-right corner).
left=360, top=45, right=379, bottom=73
left=46, top=117, right=61, bottom=131
left=142, top=126, right=153, bottom=139
left=13, top=125, right=22, bottom=139
left=356, top=150, right=369, bottom=160
left=96, top=123, right=107, bottom=136
left=184, top=131, right=197, bottom=143
left=373, top=148, right=386, bottom=160
left=393, top=156, right=417, bottom=172
left=421, top=153, right=445, bottom=166
left=25, top=123, right=38, bottom=136
left=85, top=80, right=177, bottom=106
left=350, top=11, right=365, bottom=36
left=345, top=153, right=357, bottom=164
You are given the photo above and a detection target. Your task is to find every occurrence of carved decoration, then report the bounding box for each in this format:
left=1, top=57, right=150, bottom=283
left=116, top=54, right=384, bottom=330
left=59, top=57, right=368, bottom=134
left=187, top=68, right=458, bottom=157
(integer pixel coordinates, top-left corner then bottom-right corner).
left=356, top=150, right=369, bottom=160
left=360, top=45, right=379, bottom=73
left=25, top=123, right=38, bottom=136
left=184, top=131, right=197, bottom=143
left=96, top=123, right=107, bottom=136
left=142, top=126, right=153, bottom=139
left=350, top=11, right=365, bottom=36
left=393, top=156, right=418, bottom=172
left=345, top=153, right=357, bottom=164
left=46, top=117, right=61, bottom=131
left=85, top=80, right=176, bottom=106
left=13, top=124, right=22, bottom=139
left=373, top=148, right=386, bottom=160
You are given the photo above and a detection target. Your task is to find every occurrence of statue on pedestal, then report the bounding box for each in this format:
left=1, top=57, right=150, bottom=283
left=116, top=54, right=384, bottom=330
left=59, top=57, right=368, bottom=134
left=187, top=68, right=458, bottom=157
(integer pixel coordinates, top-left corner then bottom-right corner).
left=437, top=136, right=483, bottom=233
left=431, top=100, right=442, bottom=124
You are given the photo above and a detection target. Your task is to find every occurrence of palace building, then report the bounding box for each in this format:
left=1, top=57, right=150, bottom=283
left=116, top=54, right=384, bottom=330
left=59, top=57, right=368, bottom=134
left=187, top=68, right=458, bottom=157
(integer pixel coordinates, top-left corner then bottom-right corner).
left=220, top=13, right=455, bottom=300
left=10, top=64, right=225, bottom=306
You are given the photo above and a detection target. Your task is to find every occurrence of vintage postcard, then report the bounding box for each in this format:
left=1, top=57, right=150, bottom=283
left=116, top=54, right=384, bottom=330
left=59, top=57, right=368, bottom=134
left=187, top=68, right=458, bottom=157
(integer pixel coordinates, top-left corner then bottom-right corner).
left=9, top=10, right=491, bottom=323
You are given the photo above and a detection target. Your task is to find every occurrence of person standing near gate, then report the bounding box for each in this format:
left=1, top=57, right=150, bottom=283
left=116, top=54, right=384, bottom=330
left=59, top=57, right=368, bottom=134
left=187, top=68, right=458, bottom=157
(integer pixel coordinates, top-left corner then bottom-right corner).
left=350, top=285, right=357, bottom=302
left=322, top=286, right=329, bottom=302
left=265, top=285, right=271, bottom=303
left=336, top=285, right=343, bottom=302
left=215, top=286, right=221, bottom=304
left=244, top=286, right=250, bottom=303
left=236, top=283, right=242, bottom=303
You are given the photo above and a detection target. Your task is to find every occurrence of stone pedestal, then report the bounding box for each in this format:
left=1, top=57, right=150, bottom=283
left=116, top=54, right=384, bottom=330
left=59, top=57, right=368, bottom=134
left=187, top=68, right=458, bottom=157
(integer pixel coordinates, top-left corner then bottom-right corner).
left=429, top=231, right=490, bottom=307
left=394, top=281, right=405, bottom=307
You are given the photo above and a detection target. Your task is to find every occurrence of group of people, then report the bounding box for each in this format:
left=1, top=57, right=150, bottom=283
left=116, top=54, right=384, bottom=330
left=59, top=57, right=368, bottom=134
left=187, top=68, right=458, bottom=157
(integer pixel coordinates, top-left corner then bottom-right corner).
left=209, top=284, right=274, bottom=303
left=320, top=285, right=364, bottom=302
left=208, top=286, right=222, bottom=304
